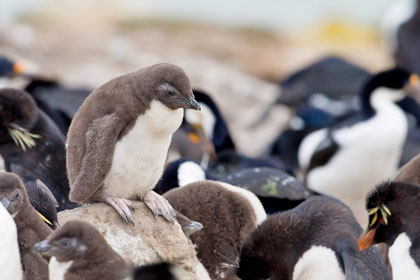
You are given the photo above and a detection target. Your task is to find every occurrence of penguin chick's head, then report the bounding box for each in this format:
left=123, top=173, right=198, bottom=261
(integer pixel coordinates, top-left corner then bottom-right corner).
left=0, top=88, right=40, bottom=150
left=146, top=63, right=200, bottom=111
left=34, top=220, right=103, bottom=262
left=0, top=57, right=24, bottom=77
left=0, top=172, right=28, bottom=217
left=359, top=181, right=420, bottom=250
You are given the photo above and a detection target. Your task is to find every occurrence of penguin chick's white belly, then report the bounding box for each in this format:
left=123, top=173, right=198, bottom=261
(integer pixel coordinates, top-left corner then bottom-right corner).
left=103, top=101, right=184, bottom=199
left=292, top=246, right=345, bottom=280
left=389, top=233, right=420, bottom=280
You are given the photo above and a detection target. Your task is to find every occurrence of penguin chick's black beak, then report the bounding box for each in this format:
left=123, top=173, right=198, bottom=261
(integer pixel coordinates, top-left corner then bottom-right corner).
left=34, top=240, right=53, bottom=253
left=1, top=197, right=10, bottom=210
left=184, top=97, right=201, bottom=111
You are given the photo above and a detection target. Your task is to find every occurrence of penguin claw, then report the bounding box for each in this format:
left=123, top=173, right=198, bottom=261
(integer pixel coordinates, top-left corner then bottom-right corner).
left=142, top=191, right=176, bottom=223
left=105, top=197, right=135, bottom=226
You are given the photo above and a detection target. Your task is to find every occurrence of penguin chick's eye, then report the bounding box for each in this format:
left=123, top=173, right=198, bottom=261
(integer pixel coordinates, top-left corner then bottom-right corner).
left=12, top=190, right=19, bottom=200
left=60, top=239, right=72, bottom=248
left=160, top=83, right=179, bottom=97
left=166, top=88, right=177, bottom=96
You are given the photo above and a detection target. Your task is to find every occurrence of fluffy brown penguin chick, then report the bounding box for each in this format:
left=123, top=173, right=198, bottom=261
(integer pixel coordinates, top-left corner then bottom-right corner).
left=164, top=180, right=267, bottom=279
left=34, top=220, right=130, bottom=280
left=0, top=171, right=51, bottom=280
left=34, top=220, right=178, bottom=280
left=66, top=63, right=200, bottom=224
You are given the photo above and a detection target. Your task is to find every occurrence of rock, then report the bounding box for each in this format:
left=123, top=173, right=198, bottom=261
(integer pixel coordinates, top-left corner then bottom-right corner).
left=58, top=201, right=209, bottom=280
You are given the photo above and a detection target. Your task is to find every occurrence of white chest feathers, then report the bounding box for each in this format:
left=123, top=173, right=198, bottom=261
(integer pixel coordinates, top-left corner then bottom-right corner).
left=103, top=101, right=184, bottom=198
left=389, top=233, right=420, bottom=280
left=293, top=246, right=345, bottom=280
left=49, top=257, right=73, bottom=280
left=0, top=203, right=22, bottom=280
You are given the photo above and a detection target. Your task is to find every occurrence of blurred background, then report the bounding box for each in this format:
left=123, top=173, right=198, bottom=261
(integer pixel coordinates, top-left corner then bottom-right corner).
left=0, top=0, right=412, bottom=155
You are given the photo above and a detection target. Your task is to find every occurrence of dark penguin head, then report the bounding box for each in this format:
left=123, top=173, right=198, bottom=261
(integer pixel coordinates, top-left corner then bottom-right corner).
left=34, top=220, right=129, bottom=279
left=184, top=89, right=235, bottom=155
left=0, top=57, right=24, bottom=77
left=0, top=172, right=26, bottom=217
left=0, top=88, right=40, bottom=150
left=141, top=63, right=200, bottom=111
left=359, top=181, right=420, bottom=251
left=361, top=68, right=420, bottom=118
left=34, top=220, right=98, bottom=261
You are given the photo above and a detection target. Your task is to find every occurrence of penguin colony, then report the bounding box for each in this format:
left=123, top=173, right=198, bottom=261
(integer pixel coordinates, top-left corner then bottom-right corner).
left=1, top=4, right=420, bottom=279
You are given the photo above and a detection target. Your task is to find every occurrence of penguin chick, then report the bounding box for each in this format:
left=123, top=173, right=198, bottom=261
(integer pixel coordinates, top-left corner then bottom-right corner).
left=66, top=63, right=200, bottom=225
left=0, top=87, right=76, bottom=222
left=237, top=196, right=389, bottom=280
left=359, top=181, right=420, bottom=280
left=34, top=220, right=130, bottom=280
left=0, top=172, right=51, bottom=280
left=0, top=201, right=23, bottom=280
left=164, top=180, right=266, bottom=279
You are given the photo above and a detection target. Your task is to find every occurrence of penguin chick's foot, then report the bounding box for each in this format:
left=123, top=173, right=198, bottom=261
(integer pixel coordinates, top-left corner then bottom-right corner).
left=104, top=197, right=135, bottom=225
left=141, top=190, right=176, bottom=223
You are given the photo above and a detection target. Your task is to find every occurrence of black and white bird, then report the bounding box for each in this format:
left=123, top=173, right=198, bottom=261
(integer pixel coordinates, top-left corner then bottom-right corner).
left=237, top=196, right=389, bottom=280
left=298, top=68, right=420, bottom=225
left=0, top=202, right=23, bottom=280
left=359, top=181, right=420, bottom=279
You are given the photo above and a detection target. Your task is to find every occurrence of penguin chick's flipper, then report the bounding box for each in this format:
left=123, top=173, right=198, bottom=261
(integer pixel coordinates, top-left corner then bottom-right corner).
left=141, top=190, right=176, bottom=223
left=104, top=197, right=135, bottom=225
left=69, top=114, right=121, bottom=202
